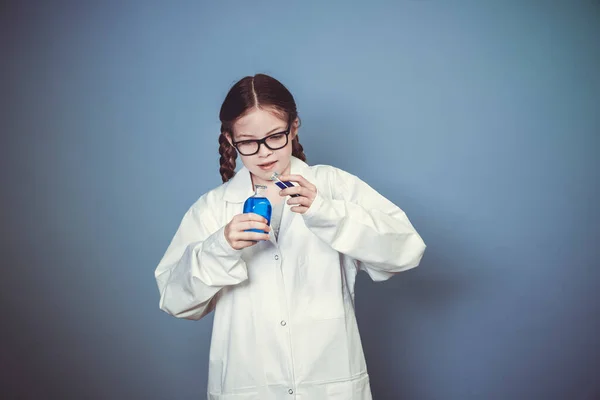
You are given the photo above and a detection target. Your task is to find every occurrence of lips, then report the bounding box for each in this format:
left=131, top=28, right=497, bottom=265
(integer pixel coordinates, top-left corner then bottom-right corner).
left=258, top=160, right=277, bottom=170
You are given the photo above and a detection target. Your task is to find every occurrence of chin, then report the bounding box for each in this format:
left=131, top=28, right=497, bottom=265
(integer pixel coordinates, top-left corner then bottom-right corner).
left=248, top=167, right=273, bottom=182
left=248, top=155, right=291, bottom=180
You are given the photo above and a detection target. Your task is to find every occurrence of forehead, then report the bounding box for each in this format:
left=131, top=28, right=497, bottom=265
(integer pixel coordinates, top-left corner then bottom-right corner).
left=233, top=108, right=287, bottom=138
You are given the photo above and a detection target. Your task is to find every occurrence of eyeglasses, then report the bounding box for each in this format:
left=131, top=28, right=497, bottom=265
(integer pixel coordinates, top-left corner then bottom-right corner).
left=231, top=124, right=291, bottom=156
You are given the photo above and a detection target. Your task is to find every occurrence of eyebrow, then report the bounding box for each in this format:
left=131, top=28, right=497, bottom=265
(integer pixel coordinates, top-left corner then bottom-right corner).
left=236, top=126, right=286, bottom=139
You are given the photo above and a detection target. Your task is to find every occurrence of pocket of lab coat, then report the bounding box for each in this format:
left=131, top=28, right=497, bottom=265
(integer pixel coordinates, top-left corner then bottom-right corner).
left=208, top=359, right=261, bottom=398
left=325, top=373, right=372, bottom=399
left=301, top=254, right=346, bottom=320
left=207, top=392, right=260, bottom=399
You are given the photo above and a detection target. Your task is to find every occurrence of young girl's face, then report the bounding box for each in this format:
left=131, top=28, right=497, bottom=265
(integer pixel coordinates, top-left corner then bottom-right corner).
left=229, top=107, right=297, bottom=183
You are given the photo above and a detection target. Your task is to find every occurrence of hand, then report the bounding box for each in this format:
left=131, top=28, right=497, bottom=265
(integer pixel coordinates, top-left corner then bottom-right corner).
left=278, top=174, right=317, bottom=214
left=224, top=213, right=270, bottom=250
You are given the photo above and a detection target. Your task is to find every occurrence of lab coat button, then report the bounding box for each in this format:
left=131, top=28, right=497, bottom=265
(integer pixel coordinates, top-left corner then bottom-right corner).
left=280, top=320, right=287, bottom=326
left=274, top=254, right=279, bottom=260
left=288, top=389, right=294, bottom=394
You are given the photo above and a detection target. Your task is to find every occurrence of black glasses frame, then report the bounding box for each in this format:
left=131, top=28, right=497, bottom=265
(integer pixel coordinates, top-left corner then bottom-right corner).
left=231, top=122, right=292, bottom=156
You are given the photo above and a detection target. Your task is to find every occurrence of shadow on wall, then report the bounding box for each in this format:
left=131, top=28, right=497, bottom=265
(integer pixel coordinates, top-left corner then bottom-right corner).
left=303, top=108, right=484, bottom=399
left=354, top=237, right=481, bottom=400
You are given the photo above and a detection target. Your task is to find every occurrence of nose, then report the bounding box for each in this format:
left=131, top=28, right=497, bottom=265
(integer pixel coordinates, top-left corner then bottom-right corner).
left=257, top=142, right=273, bottom=158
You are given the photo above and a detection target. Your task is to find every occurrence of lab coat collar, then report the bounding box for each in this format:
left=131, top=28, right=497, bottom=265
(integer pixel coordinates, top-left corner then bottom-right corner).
left=222, top=156, right=310, bottom=203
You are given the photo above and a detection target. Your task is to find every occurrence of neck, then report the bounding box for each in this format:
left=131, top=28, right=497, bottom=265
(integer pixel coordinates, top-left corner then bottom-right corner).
left=250, top=162, right=292, bottom=205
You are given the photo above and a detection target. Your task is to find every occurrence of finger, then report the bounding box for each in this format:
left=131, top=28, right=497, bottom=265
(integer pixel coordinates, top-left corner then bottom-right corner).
left=279, top=185, right=313, bottom=198
left=237, top=231, right=271, bottom=242
left=287, top=196, right=311, bottom=207
left=240, top=213, right=269, bottom=224
left=230, top=229, right=269, bottom=242
left=236, top=221, right=270, bottom=232
left=278, top=174, right=317, bottom=191
left=289, top=205, right=308, bottom=214
left=234, top=240, right=261, bottom=249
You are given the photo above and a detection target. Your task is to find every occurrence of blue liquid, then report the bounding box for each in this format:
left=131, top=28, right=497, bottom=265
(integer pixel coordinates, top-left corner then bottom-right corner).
left=243, top=196, right=272, bottom=233
left=273, top=179, right=301, bottom=197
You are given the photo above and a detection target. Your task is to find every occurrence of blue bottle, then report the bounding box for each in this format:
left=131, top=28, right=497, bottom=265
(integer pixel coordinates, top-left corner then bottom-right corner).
left=243, top=184, right=272, bottom=233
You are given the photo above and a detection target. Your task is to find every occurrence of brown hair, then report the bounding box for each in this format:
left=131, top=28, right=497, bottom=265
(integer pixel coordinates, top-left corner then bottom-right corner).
left=218, top=74, right=307, bottom=183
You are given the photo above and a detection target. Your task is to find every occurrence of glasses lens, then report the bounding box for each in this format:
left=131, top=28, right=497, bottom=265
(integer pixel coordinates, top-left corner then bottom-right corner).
left=236, top=141, right=259, bottom=155
left=265, top=133, right=288, bottom=150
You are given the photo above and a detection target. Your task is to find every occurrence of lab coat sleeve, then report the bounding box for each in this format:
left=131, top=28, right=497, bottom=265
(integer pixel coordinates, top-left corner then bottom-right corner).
left=155, top=200, right=247, bottom=320
left=302, top=168, right=426, bottom=281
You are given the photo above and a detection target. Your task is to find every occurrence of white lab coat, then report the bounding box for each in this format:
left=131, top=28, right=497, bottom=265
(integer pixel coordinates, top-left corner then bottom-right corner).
left=155, top=156, right=426, bottom=399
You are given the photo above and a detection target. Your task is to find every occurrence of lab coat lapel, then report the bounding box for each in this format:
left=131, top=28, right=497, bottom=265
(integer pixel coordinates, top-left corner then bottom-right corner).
left=223, top=165, right=254, bottom=203
left=277, top=157, right=312, bottom=241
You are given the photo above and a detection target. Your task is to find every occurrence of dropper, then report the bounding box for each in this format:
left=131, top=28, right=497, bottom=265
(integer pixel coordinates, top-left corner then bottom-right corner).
left=270, top=172, right=300, bottom=197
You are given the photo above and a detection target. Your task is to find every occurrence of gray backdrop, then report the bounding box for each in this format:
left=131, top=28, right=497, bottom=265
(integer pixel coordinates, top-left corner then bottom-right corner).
left=1, top=1, right=599, bottom=399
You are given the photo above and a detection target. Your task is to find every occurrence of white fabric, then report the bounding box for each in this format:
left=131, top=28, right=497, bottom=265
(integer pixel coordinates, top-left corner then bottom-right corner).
left=155, top=157, right=426, bottom=399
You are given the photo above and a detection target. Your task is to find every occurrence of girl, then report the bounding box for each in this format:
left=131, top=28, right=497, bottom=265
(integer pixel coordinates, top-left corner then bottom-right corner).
left=155, top=74, right=426, bottom=399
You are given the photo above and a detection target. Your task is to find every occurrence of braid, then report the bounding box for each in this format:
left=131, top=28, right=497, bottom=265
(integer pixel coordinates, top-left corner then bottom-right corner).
left=218, top=130, right=237, bottom=183
left=292, top=136, right=307, bottom=162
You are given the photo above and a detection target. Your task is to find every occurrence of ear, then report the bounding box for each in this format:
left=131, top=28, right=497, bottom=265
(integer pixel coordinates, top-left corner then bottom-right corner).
left=290, top=118, right=300, bottom=139
left=224, top=132, right=234, bottom=146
